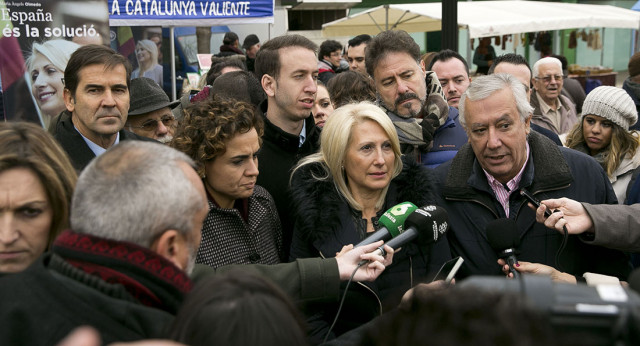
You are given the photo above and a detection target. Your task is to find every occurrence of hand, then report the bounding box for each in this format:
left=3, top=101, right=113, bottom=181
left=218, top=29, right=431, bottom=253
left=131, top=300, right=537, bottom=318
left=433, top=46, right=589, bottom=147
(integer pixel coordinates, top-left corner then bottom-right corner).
left=530, top=198, right=594, bottom=235
left=335, top=240, right=394, bottom=282
left=57, top=327, right=186, bottom=346
left=336, top=244, right=353, bottom=257
left=497, top=259, right=577, bottom=284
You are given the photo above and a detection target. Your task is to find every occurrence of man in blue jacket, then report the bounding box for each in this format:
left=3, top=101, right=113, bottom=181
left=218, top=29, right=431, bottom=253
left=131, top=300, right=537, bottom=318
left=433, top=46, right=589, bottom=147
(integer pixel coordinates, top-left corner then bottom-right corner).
left=434, top=74, right=630, bottom=280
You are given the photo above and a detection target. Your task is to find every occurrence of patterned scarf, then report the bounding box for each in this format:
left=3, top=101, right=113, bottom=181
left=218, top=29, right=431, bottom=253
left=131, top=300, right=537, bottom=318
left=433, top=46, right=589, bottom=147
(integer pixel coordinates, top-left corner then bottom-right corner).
left=52, top=230, right=192, bottom=314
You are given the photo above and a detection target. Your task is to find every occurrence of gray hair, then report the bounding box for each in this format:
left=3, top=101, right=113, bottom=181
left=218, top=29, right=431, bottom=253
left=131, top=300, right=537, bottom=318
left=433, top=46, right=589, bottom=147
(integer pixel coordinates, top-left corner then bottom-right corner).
left=459, top=73, right=534, bottom=129
left=71, top=141, right=204, bottom=248
left=532, top=57, right=562, bottom=78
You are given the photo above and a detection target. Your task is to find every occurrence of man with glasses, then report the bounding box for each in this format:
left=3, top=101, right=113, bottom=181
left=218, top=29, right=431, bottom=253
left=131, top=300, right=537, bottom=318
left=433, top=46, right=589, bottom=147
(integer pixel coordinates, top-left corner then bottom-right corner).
left=530, top=57, right=578, bottom=135
left=53, top=45, right=153, bottom=171
left=126, top=77, right=179, bottom=144
left=317, top=39, right=343, bottom=84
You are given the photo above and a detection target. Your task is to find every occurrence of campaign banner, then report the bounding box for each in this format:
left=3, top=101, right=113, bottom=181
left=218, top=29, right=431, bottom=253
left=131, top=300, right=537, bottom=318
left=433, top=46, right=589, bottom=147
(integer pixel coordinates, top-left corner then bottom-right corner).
left=108, top=0, right=274, bottom=26
left=0, top=0, right=109, bottom=126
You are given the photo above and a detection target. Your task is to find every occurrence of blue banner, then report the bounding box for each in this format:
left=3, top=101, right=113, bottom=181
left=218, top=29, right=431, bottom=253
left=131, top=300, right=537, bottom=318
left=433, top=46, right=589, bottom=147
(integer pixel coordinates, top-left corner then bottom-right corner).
left=108, top=0, right=274, bottom=26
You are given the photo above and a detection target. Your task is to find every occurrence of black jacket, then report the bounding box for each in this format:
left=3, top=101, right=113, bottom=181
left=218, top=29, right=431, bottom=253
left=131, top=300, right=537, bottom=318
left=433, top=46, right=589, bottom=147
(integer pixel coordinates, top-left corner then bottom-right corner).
left=53, top=111, right=154, bottom=171
left=256, top=101, right=321, bottom=260
left=290, top=158, right=451, bottom=340
left=434, top=131, right=630, bottom=280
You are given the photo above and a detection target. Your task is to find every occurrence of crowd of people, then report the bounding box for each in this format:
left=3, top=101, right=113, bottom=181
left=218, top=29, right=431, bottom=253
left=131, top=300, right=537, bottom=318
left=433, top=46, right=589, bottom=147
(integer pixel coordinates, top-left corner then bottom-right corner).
left=2, top=30, right=640, bottom=345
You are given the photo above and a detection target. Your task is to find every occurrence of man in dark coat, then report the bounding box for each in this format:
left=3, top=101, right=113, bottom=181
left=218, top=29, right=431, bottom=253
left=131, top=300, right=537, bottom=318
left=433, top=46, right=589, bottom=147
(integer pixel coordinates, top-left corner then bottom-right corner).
left=254, top=34, right=322, bottom=259
left=434, top=74, right=630, bottom=280
left=53, top=44, right=152, bottom=171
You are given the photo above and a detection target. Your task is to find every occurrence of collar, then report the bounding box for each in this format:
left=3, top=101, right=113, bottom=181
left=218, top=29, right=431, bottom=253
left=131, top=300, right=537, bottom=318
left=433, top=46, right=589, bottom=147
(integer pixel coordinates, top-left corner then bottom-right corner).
left=52, top=230, right=192, bottom=314
left=536, top=92, right=561, bottom=114
left=299, top=120, right=307, bottom=147
left=74, top=123, right=120, bottom=157
left=483, top=142, right=530, bottom=216
left=205, top=181, right=250, bottom=222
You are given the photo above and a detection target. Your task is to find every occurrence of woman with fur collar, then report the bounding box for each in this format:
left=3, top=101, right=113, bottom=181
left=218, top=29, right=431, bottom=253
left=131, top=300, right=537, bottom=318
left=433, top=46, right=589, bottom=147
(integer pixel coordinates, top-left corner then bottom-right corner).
left=289, top=102, right=451, bottom=342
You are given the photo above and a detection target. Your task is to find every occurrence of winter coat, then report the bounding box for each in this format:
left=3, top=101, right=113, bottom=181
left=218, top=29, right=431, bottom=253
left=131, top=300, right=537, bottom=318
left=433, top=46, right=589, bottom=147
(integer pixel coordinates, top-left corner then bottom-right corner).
left=433, top=131, right=630, bottom=280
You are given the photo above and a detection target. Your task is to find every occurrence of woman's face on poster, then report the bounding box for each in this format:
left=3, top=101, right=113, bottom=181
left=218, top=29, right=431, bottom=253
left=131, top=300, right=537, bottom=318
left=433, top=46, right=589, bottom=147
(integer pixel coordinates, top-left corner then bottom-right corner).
left=136, top=46, right=150, bottom=64
left=30, top=53, right=65, bottom=117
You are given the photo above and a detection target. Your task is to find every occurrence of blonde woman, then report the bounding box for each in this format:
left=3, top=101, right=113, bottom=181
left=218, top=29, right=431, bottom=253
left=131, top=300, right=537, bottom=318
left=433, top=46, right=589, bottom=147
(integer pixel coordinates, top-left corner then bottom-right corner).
left=565, top=86, right=640, bottom=203
left=132, top=39, right=163, bottom=86
left=26, top=39, right=80, bottom=128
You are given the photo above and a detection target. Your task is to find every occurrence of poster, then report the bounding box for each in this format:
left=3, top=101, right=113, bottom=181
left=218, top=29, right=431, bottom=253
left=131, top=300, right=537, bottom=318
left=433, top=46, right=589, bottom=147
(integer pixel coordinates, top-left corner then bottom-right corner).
left=108, top=0, right=274, bottom=26
left=0, top=0, right=109, bottom=127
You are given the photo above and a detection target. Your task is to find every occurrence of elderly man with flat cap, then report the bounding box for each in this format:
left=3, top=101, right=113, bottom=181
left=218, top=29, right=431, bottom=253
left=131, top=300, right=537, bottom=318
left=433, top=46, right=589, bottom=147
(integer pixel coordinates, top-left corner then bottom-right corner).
left=126, top=77, right=180, bottom=144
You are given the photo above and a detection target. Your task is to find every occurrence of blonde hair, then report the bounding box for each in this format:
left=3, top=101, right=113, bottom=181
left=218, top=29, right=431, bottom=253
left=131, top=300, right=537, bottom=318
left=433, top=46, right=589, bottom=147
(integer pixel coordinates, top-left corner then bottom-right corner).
left=136, top=39, right=159, bottom=72
left=25, top=39, right=80, bottom=73
left=565, top=119, right=640, bottom=178
left=0, top=122, right=77, bottom=247
left=292, top=102, right=403, bottom=211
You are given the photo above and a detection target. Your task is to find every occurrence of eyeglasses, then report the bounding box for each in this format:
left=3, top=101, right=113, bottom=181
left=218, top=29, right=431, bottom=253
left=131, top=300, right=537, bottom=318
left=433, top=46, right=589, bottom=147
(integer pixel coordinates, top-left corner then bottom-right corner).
left=129, top=115, right=175, bottom=132
left=534, top=75, right=564, bottom=83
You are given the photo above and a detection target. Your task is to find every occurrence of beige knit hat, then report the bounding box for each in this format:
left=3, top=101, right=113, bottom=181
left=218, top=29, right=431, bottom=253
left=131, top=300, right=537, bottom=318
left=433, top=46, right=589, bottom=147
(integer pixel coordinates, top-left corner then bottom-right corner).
left=582, top=86, right=638, bottom=130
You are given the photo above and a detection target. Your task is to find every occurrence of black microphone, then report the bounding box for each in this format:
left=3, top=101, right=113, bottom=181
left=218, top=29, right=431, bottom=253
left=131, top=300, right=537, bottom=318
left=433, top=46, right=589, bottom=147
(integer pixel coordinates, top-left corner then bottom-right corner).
left=355, top=202, right=418, bottom=247
left=368, top=205, right=449, bottom=257
left=486, top=218, right=521, bottom=278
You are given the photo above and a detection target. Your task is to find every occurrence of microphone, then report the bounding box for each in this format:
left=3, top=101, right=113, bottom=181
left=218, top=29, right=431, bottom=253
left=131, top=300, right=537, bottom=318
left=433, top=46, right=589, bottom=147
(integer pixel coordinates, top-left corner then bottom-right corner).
left=355, top=202, right=418, bottom=247
left=486, top=218, right=521, bottom=278
left=368, top=205, right=449, bottom=257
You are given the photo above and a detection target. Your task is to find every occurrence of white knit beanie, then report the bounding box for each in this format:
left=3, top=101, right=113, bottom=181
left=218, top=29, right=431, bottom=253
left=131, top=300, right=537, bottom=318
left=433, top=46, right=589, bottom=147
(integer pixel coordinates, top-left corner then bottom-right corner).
left=582, top=86, right=638, bottom=130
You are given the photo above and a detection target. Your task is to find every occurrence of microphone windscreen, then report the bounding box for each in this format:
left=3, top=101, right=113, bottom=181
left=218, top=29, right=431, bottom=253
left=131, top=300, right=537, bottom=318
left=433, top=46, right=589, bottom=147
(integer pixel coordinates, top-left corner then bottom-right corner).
left=404, top=205, right=449, bottom=244
left=378, top=202, right=418, bottom=237
left=486, top=218, right=521, bottom=252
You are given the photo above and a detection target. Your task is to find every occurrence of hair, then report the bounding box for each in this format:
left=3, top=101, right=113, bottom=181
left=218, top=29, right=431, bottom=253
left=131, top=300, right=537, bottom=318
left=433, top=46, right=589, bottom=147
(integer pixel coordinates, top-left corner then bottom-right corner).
left=64, top=44, right=132, bottom=96
left=327, top=70, right=376, bottom=108
left=255, top=34, right=318, bottom=80
left=366, top=30, right=420, bottom=77
left=136, top=39, right=159, bottom=72
left=0, top=122, right=77, bottom=247
left=70, top=141, right=203, bottom=248
left=168, top=269, right=308, bottom=346
left=223, top=32, right=239, bottom=45
left=319, top=40, right=343, bottom=60
left=420, top=52, right=437, bottom=71
left=360, top=286, right=555, bottom=346
left=565, top=119, right=640, bottom=178
left=488, top=53, right=531, bottom=75
left=532, top=57, right=562, bottom=78
left=206, top=55, right=248, bottom=85
left=211, top=70, right=266, bottom=107
left=550, top=54, right=568, bottom=71
left=171, top=96, right=264, bottom=178
left=348, top=34, right=372, bottom=48
left=25, top=39, right=81, bottom=74
left=459, top=74, right=533, bottom=129
left=427, top=49, right=470, bottom=75
left=292, top=102, right=402, bottom=211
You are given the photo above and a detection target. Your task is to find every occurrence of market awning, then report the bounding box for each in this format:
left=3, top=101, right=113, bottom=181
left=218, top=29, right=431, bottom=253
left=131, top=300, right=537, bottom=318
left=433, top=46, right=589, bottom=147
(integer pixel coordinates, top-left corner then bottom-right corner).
left=322, top=1, right=640, bottom=38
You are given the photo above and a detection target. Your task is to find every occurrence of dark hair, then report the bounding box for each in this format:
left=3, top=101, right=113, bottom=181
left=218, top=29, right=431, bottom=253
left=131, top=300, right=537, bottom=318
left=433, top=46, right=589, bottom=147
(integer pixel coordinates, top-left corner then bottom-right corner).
left=348, top=34, right=372, bottom=48
left=360, top=287, right=555, bottom=346
left=223, top=32, right=239, bottom=45
left=550, top=54, right=568, bottom=72
left=428, top=49, right=470, bottom=75
left=327, top=70, right=376, bottom=108
left=171, top=96, right=263, bottom=178
left=488, top=53, right=531, bottom=74
left=168, top=270, right=308, bottom=346
left=319, top=40, right=343, bottom=60
left=206, top=55, right=247, bottom=85
left=63, top=44, right=132, bottom=96
left=211, top=70, right=266, bottom=107
left=255, top=34, right=317, bottom=80
left=365, top=30, right=420, bottom=77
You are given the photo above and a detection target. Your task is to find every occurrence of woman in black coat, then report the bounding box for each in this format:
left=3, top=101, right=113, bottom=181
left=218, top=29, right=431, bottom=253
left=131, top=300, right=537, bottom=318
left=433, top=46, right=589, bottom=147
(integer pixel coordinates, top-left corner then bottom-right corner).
left=289, top=102, right=451, bottom=343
